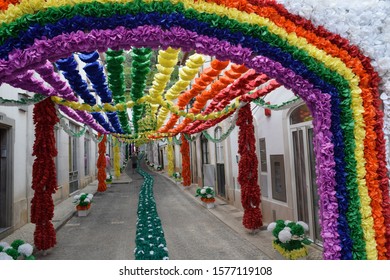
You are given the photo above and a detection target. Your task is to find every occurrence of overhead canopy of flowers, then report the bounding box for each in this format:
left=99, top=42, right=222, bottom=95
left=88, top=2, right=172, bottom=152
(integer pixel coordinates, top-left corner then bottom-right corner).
left=1, top=0, right=390, bottom=260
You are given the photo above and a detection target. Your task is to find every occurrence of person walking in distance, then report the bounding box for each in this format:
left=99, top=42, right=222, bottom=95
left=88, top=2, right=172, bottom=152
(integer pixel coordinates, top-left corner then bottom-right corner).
left=131, top=153, right=138, bottom=174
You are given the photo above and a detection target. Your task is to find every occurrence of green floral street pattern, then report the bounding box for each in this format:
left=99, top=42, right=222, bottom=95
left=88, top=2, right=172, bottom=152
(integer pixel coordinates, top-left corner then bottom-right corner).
left=134, top=154, right=169, bottom=260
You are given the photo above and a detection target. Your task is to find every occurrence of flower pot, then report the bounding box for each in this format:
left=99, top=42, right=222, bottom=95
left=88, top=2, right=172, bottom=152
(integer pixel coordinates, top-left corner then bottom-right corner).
left=200, top=197, right=215, bottom=209
left=272, top=241, right=308, bottom=260
left=201, top=201, right=215, bottom=209
left=76, top=204, right=91, bottom=217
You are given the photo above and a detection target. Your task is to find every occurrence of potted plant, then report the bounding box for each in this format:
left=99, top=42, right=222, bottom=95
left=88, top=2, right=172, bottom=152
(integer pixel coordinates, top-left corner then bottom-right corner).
left=73, top=193, right=93, bottom=217
left=106, top=175, right=113, bottom=188
left=195, top=186, right=215, bottom=209
left=172, top=172, right=181, bottom=182
left=267, top=220, right=312, bottom=260
left=0, top=239, right=35, bottom=260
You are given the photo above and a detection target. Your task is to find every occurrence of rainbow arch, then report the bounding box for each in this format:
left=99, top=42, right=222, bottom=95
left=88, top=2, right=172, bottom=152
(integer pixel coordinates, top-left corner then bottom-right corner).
left=0, top=0, right=389, bottom=260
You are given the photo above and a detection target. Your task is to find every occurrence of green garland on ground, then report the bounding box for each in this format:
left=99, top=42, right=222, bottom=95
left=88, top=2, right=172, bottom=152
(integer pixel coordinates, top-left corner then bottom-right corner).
left=134, top=154, right=169, bottom=260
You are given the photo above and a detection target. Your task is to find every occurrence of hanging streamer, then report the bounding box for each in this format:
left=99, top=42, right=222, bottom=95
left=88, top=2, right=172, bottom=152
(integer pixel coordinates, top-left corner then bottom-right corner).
left=106, top=49, right=132, bottom=134
left=148, top=47, right=180, bottom=128
left=159, top=59, right=229, bottom=133
left=202, top=122, right=236, bottom=143
left=170, top=63, right=247, bottom=134
left=156, top=52, right=205, bottom=130
left=0, top=94, right=46, bottom=106
left=130, top=47, right=152, bottom=135
left=78, top=51, right=124, bottom=134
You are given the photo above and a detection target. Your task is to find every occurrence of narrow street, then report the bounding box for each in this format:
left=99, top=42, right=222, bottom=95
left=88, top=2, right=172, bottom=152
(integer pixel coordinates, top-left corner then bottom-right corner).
left=39, top=162, right=269, bottom=260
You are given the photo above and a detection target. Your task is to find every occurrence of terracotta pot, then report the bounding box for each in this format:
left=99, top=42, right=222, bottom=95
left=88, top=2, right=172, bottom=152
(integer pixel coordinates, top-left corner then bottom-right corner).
left=76, top=203, right=91, bottom=211
left=200, top=197, right=215, bottom=203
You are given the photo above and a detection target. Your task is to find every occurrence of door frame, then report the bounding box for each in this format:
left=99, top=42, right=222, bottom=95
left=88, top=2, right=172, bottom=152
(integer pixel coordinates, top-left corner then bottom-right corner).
left=214, top=126, right=226, bottom=197
left=0, top=114, right=14, bottom=237
left=288, top=119, right=320, bottom=243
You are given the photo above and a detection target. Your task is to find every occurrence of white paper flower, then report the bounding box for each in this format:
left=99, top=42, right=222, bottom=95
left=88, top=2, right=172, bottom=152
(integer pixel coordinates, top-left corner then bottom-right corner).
left=267, top=222, right=277, bottom=232
left=284, top=220, right=292, bottom=225
left=87, top=194, right=93, bottom=200
left=84, top=198, right=90, bottom=204
left=284, top=226, right=291, bottom=232
left=0, top=252, right=13, bottom=260
left=149, top=251, right=154, bottom=255
left=200, top=189, right=206, bottom=194
left=297, top=221, right=310, bottom=231
left=2, top=246, right=12, bottom=251
left=278, top=229, right=292, bottom=243
left=73, top=194, right=80, bottom=200
left=206, top=194, right=212, bottom=198
left=18, top=243, right=33, bottom=257
left=0, top=242, right=10, bottom=249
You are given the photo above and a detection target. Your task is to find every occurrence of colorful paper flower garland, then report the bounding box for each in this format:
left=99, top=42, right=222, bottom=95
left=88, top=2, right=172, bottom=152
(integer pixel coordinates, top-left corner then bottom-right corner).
left=135, top=158, right=169, bottom=260
left=97, top=134, right=107, bottom=192
left=180, top=134, right=191, bottom=186
left=30, top=98, right=58, bottom=250
left=130, top=47, right=152, bottom=135
left=113, top=137, right=121, bottom=179
left=237, top=104, right=262, bottom=230
left=0, top=0, right=388, bottom=260
left=167, top=138, right=174, bottom=177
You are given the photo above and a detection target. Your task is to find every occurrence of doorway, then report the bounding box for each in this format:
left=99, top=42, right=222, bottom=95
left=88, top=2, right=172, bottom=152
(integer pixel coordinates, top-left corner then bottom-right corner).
left=68, top=122, right=79, bottom=194
left=0, top=125, right=12, bottom=233
left=289, top=104, right=322, bottom=243
left=191, top=141, right=198, bottom=184
left=215, top=127, right=226, bottom=197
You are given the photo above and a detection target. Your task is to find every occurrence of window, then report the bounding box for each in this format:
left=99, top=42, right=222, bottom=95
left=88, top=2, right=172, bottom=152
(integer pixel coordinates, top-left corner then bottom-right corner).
left=84, top=133, right=90, bottom=176
left=214, top=127, right=224, bottom=163
left=259, top=138, right=267, bottom=172
left=68, top=124, right=78, bottom=173
left=68, top=122, right=79, bottom=193
left=18, top=93, right=30, bottom=112
left=270, top=155, right=286, bottom=202
left=290, top=104, right=313, bottom=125
left=201, top=133, right=209, bottom=164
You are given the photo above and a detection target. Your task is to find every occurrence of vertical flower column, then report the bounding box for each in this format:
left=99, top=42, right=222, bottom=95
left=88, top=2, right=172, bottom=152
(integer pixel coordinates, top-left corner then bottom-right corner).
left=30, top=98, right=59, bottom=251
left=114, top=137, right=120, bottom=179
left=97, top=134, right=107, bottom=192
left=180, top=134, right=191, bottom=186
left=237, top=104, right=263, bottom=230
left=167, top=138, right=174, bottom=177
